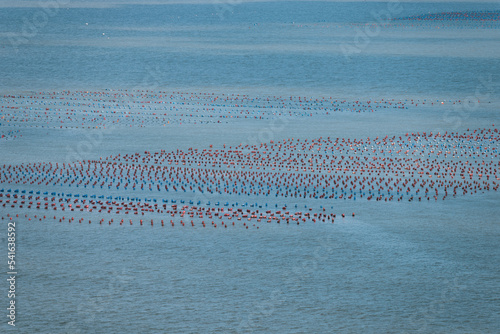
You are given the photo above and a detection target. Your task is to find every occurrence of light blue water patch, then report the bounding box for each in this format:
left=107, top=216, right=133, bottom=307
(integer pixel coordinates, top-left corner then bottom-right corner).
left=0, top=2, right=499, bottom=96
left=0, top=2, right=499, bottom=333
left=6, top=195, right=499, bottom=333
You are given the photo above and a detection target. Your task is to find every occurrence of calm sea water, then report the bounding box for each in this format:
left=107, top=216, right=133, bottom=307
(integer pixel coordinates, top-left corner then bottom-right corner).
left=1, top=1, right=499, bottom=333
left=1, top=1, right=499, bottom=97
left=11, top=199, right=500, bottom=333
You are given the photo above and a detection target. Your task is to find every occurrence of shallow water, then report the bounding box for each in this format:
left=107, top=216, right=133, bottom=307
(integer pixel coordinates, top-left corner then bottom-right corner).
left=1, top=2, right=499, bottom=97
left=1, top=1, right=499, bottom=333
left=10, top=194, right=500, bottom=333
